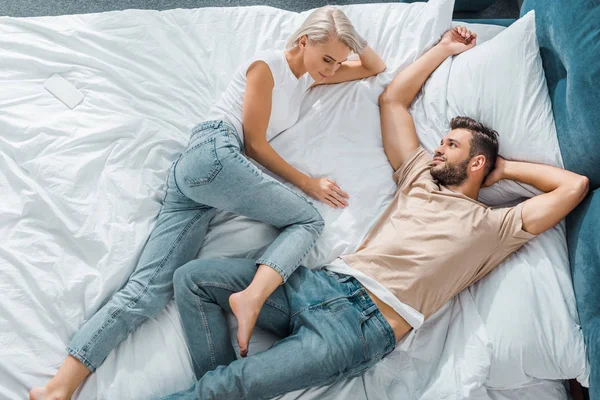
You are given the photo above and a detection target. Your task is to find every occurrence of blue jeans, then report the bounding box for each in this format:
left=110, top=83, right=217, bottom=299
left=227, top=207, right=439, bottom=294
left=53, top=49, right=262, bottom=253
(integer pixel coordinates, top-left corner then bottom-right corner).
left=163, top=259, right=396, bottom=400
left=67, top=120, right=324, bottom=372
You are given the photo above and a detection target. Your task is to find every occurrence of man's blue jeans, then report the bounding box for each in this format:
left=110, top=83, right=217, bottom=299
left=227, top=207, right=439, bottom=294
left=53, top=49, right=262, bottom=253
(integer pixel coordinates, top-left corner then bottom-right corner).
left=165, top=258, right=397, bottom=400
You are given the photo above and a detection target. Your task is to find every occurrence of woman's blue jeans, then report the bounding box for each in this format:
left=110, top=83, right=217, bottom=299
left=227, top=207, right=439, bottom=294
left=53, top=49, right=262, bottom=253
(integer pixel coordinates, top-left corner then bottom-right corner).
left=67, top=120, right=324, bottom=372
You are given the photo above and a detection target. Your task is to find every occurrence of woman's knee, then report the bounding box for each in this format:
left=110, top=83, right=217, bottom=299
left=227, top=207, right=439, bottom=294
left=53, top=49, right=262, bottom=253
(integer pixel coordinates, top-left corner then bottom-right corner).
left=306, top=208, right=325, bottom=235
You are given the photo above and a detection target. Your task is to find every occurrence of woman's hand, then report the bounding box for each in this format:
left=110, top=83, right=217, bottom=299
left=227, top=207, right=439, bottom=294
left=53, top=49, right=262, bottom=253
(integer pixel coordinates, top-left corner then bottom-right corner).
left=439, top=26, right=477, bottom=56
left=302, top=177, right=349, bottom=209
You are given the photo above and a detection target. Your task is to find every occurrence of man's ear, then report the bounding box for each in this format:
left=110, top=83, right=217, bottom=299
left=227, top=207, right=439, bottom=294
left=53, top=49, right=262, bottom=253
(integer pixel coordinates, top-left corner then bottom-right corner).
left=471, top=155, right=486, bottom=172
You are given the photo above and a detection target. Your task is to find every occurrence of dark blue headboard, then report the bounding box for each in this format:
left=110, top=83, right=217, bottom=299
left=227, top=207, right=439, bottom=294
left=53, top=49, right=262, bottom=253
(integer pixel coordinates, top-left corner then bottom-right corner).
left=520, top=1, right=600, bottom=398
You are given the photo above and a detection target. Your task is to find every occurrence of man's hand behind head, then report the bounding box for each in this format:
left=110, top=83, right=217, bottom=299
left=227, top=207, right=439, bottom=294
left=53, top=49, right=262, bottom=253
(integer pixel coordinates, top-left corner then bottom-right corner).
left=482, top=156, right=507, bottom=188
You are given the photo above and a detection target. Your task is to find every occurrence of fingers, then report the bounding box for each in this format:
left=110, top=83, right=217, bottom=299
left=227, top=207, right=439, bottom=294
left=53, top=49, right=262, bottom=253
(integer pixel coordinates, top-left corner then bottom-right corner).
left=323, top=189, right=348, bottom=208
left=328, top=180, right=349, bottom=199
left=458, top=26, right=471, bottom=38
left=324, top=197, right=338, bottom=208
left=315, top=178, right=350, bottom=208
left=326, top=194, right=346, bottom=209
left=325, top=179, right=349, bottom=205
left=454, top=26, right=475, bottom=44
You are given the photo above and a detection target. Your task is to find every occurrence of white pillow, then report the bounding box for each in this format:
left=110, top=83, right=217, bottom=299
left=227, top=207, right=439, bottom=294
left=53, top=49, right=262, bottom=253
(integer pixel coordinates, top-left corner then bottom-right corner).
left=412, top=11, right=563, bottom=207
left=443, top=14, right=587, bottom=387
left=470, top=221, right=589, bottom=388
left=450, top=12, right=564, bottom=205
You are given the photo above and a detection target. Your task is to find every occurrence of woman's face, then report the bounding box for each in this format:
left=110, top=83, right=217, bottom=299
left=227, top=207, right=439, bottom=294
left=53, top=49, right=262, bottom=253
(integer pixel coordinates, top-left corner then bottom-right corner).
left=301, top=36, right=351, bottom=83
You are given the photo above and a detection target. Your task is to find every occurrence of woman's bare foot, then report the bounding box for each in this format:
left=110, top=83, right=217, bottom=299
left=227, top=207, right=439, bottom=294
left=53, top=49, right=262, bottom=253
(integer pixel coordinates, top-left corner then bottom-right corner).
left=29, top=386, right=68, bottom=400
left=229, top=291, right=262, bottom=357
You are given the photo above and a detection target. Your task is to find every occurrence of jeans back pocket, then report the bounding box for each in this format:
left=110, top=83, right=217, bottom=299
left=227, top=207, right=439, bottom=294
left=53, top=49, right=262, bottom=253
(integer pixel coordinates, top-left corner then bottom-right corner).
left=180, top=137, right=223, bottom=187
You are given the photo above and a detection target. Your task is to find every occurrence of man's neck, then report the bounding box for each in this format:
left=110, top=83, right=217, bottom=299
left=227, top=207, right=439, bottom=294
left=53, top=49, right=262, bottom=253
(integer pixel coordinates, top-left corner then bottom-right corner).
left=446, top=182, right=480, bottom=201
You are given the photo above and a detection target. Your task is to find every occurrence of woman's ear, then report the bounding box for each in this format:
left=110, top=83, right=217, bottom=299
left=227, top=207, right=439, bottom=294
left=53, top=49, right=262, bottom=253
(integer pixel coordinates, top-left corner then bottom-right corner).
left=299, top=35, right=308, bottom=48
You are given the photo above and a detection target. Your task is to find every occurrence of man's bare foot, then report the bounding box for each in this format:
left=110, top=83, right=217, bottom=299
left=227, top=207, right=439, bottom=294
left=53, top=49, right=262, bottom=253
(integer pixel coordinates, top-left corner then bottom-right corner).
left=29, top=386, right=68, bottom=400
left=229, top=291, right=262, bottom=357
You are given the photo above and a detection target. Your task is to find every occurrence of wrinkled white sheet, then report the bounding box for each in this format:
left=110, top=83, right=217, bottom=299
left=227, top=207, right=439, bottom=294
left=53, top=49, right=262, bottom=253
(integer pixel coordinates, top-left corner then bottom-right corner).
left=0, top=2, right=585, bottom=399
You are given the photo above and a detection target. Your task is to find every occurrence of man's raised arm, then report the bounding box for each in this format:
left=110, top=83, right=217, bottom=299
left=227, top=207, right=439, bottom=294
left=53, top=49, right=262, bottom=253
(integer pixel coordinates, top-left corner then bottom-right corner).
left=379, top=26, right=476, bottom=170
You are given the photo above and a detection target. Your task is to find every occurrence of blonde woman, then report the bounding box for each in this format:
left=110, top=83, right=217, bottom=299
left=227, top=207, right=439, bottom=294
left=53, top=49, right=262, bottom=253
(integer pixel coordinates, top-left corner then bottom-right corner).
left=30, top=7, right=385, bottom=400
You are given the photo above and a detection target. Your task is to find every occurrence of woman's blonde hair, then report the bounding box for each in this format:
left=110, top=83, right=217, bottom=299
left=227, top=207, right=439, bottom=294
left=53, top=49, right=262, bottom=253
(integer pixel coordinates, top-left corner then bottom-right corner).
left=286, top=6, right=367, bottom=54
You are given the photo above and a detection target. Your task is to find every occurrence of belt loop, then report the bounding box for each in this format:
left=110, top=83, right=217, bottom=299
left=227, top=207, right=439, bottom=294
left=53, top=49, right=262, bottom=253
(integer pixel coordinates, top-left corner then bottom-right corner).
left=364, top=304, right=378, bottom=315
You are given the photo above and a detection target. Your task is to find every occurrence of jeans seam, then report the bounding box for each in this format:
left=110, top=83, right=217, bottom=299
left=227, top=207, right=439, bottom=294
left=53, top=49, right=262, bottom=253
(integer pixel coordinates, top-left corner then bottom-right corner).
left=190, top=120, right=223, bottom=140
left=222, top=124, right=243, bottom=150
left=254, top=213, right=321, bottom=283
left=359, top=315, right=371, bottom=359
left=255, top=259, right=289, bottom=282
left=373, top=312, right=396, bottom=351
left=372, top=311, right=394, bottom=345
left=290, top=295, right=349, bottom=320
left=260, top=357, right=372, bottom=400
left=231, top=150, right=323, bottom=218
left=66, top=346, right=97, bottom=372
left=229, top=149, right=323, bottom=280
left=191, top=120, right=238, bottom=142
left=184, top=136, right=217, bottom=155
left=193, top=286, right=217, bottom=370
left=172, top=156, right=186, bottom=197
left=75, top=208, right=208, bottom=359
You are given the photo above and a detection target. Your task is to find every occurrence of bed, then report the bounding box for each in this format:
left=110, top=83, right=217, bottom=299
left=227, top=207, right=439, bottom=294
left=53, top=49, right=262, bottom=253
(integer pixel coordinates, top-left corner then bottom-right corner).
left=0, top=0, right=597, bottom=399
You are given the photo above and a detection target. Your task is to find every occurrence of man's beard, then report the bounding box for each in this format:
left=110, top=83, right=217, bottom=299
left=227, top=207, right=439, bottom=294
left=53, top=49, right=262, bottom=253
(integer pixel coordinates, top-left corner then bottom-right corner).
left=430, top=158, right=470, bottom=186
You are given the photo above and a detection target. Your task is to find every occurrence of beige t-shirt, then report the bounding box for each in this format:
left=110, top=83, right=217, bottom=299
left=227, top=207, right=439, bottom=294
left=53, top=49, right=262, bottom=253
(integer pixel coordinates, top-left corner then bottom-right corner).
left=341, top=147, right=536, bottom=319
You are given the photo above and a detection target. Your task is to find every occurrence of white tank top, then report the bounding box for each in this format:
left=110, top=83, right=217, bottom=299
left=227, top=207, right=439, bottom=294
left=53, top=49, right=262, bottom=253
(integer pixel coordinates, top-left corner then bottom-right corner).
left=206, top=49, right=315, bottom=144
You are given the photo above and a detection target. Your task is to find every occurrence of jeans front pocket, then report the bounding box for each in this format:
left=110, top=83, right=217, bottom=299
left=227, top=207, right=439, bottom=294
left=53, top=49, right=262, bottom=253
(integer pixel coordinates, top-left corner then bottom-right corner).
left=180, top=137, right=223, bottom=187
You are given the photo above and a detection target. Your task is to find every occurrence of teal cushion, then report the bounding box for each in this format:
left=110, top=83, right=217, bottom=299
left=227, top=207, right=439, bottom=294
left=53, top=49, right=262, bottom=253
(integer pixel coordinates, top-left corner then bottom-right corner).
left=453, top=18, right=515, bottom=27
left=567, top=188, right=600, bottom=398
left=521, top=0, right=600, bottom=190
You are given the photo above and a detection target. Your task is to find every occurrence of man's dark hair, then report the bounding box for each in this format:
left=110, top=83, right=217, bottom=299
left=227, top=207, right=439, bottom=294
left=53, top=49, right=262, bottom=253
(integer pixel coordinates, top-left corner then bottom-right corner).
left=450, top=116, right=499, bottom=177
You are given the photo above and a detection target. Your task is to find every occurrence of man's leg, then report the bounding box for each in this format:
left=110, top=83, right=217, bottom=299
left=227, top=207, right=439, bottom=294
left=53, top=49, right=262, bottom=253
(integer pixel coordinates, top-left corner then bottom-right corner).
left=167, top=268, right=396, bottom=400
left=173, top=258, right=291, bottom=379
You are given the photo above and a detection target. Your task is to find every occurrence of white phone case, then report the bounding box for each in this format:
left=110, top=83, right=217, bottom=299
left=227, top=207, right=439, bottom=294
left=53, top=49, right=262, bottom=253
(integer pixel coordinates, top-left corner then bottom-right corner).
left=43, top=73, right=84, bottom=109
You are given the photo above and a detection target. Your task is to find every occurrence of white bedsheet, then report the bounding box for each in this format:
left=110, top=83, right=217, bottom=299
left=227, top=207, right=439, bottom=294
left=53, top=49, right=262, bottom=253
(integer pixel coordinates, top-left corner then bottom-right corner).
left=0, top=3, right=585, bottom=399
